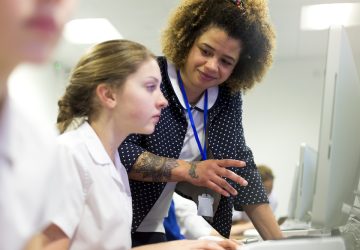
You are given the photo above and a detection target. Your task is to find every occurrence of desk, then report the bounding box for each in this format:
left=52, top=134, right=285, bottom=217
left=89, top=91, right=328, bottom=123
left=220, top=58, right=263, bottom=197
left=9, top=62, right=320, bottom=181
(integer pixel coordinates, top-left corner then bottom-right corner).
left=240, top=236, right=346, bottom=250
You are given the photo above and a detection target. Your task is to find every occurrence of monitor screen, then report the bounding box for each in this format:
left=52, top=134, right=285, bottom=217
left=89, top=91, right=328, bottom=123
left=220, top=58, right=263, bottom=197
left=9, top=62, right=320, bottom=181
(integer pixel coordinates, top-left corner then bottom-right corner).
left=311, top=26, right=360, bottom=230
left=295, top=143, right=317, bottom=222
left=287, top=143, right=317, bottom=223
left=287, top=162, right=299, bottom=220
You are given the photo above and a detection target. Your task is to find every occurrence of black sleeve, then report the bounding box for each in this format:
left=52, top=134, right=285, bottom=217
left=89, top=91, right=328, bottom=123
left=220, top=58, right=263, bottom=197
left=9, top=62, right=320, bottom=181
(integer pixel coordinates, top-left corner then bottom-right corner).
left=118, top=134, right=146, bottom=172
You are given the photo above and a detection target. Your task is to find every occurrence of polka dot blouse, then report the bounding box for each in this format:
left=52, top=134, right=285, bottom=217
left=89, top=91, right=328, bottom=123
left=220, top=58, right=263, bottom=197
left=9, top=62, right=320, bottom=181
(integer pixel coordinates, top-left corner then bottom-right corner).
left=118, top=56, right=268, bottom=238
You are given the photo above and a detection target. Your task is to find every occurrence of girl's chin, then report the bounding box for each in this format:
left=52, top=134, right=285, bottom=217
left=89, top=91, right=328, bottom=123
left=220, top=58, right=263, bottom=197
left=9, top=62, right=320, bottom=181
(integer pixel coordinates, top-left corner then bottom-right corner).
left=136, top=127, right=155, bottom=135
left=24, top=39, right=56, bottom=63
left=23, top=45, right=53, bottom=63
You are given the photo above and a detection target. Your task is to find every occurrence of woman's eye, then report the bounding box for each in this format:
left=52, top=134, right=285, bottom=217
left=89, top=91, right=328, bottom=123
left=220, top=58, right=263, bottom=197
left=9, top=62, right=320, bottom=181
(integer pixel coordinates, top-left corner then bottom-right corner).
left=200, top=48, right=211, bottom=56
left=222, top=59, right=233, bottom=66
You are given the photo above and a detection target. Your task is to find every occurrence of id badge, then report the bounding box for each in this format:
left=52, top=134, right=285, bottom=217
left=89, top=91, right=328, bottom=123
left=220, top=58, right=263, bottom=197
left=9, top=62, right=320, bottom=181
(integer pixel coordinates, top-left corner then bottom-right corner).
left=198, top=194, right=214, bottom=217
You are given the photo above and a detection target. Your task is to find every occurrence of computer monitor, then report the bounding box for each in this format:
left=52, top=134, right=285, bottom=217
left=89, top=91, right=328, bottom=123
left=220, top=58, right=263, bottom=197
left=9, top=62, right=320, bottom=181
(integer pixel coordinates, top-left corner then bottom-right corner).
left=287, top=143, right=317, bottom=223
left=295, top=144, right=318, bottom=222
left=311, top=26, right=360, bottom=230
left=287, top=163, right=299, bottom=220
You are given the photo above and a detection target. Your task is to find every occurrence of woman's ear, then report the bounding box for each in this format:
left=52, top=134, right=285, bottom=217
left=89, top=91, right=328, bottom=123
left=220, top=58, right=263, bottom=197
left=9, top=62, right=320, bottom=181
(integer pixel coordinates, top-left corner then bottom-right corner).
left=96, top=83, right=117, bottom=108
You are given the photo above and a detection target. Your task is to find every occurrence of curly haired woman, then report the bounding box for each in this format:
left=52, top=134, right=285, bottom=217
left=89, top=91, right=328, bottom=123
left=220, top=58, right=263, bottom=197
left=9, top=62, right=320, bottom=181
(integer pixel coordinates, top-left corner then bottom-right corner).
left=118, top=0, right=283, bottom=246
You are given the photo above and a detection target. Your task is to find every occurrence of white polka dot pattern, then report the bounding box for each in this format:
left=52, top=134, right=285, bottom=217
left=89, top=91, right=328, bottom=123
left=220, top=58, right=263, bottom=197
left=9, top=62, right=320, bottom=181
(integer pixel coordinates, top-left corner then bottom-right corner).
left=118, top=57, right=268, bottom=238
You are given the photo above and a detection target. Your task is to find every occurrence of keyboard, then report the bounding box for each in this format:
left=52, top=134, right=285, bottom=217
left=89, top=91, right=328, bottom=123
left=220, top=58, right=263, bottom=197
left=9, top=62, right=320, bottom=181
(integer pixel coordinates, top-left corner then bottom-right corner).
left=280, top=219, right=311, bottom=231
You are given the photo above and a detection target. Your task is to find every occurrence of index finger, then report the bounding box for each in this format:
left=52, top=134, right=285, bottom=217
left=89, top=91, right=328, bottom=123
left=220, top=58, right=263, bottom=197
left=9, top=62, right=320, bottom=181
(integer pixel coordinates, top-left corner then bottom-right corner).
left=217, top=159, right=246, bottom=168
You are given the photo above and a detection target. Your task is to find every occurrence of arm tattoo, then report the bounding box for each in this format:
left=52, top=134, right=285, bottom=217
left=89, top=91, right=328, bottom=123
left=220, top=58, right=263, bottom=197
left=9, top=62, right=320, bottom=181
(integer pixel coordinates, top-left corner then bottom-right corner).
left=189, top=162, right=199, bottom=179
left=132, top=151, right=178, bottom=182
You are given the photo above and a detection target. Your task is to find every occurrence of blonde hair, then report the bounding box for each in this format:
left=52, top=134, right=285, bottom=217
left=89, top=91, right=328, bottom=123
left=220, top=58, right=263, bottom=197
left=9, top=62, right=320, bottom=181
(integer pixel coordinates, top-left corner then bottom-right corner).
left=57, top=39, right=155, bottom=133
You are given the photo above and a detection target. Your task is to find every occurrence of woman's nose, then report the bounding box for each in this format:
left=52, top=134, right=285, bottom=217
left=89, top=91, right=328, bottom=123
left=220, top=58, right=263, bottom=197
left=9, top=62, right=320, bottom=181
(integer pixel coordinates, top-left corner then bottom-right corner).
left=205, top=57, right=219, bottom=72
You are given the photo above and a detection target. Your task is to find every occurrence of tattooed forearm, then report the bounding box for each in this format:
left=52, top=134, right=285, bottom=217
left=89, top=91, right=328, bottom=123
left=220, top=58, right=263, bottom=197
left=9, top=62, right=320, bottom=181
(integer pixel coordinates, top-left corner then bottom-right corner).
left=132, top=151, right=179, bottom=182
left=189, top=161, right=199, bottom=179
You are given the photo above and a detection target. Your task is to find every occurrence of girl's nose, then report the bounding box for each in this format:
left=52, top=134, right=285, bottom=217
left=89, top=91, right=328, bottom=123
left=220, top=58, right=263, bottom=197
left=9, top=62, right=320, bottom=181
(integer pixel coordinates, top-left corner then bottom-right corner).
left=157, top=92, right=168, bottom=109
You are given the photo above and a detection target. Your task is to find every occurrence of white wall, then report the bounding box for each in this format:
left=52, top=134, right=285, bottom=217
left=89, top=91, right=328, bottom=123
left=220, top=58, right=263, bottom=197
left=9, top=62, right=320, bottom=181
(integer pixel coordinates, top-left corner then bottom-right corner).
left=242, top=57, right=326, bottom=218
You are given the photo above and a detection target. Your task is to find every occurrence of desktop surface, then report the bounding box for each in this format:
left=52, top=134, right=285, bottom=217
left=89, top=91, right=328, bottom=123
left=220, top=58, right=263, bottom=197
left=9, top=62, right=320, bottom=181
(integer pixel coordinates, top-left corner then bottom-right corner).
left=240, top=236, right=346, bottom=250
left=243, top=227, right=321, bottom=239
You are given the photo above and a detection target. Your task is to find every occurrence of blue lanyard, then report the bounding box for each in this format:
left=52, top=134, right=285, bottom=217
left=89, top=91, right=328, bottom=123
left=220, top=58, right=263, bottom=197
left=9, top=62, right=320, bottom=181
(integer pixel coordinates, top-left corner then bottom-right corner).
left=177, top=70, right=208, bottom=160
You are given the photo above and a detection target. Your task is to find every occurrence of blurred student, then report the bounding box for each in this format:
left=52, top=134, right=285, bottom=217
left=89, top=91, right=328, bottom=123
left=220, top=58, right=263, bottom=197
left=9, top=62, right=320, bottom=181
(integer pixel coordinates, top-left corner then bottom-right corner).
left=41, top=39, right=239, bottom=250
left=163, top=199, right=186, bottom=241
left=0, top=0, right=76, bottom=249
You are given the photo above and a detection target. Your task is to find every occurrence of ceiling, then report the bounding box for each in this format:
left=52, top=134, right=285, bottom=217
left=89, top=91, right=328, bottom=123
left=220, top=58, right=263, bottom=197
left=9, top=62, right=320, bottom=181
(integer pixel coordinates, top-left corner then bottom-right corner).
left=53, top=0, right=360, bottom=68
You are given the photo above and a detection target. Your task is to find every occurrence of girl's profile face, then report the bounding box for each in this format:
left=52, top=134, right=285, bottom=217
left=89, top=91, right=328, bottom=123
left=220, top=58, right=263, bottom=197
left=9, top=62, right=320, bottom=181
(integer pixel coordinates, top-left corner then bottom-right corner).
left=0, top=0, right=75, bottom=64
left=114, top=58, right=168, bottom=135
left=181, top=26, right=242, bottom=94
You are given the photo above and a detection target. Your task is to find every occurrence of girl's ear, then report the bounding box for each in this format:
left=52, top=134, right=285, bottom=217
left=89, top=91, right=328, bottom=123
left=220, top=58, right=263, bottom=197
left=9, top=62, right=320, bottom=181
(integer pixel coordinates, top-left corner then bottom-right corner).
left=96, top=83, right=117, bottom=108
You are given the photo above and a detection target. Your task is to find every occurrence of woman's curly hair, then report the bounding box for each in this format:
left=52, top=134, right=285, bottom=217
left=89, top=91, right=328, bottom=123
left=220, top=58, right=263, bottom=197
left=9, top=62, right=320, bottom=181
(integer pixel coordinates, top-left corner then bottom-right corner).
left=161, top=0, right=276, bottom=92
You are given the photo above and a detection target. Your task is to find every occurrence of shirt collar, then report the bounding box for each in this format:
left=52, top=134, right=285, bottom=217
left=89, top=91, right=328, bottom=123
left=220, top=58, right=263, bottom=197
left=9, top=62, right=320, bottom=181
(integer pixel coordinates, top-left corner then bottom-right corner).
left=78, top=122, right=113, bottom=166
left=167, top=61, right=218, bottom=111
left=78, top=122, right=126, bottom=186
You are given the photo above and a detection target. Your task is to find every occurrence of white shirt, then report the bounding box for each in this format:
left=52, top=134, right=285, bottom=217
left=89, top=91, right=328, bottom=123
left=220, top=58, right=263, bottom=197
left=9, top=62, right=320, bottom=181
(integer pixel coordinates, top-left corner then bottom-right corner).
left=54, top=122, right=132, bottom=250
left=0, top=96, right=67, bottom=250
left=137, top=61, right=219, bottom=233
left=173, top=193, right=213, bottom=239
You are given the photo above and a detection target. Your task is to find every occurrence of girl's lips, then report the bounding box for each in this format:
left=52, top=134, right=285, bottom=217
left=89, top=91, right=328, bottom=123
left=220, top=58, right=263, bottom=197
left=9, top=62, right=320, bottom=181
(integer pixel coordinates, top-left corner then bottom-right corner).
left=26, top=16, right=58, bottom=34
left=152, top=115, right=160, bottom=123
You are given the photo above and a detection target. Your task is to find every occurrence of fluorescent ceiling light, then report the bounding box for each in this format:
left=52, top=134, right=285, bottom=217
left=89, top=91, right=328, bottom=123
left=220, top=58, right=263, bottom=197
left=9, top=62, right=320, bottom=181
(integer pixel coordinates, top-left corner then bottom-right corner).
left=301, top=3, right=360, bottom=30
left=64, top=18, right=122, bottom=44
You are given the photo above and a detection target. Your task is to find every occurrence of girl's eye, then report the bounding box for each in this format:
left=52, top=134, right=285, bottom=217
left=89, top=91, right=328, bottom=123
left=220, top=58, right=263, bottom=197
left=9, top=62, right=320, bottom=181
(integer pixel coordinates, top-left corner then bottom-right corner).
left=146, top=84, right=157, bottom=92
